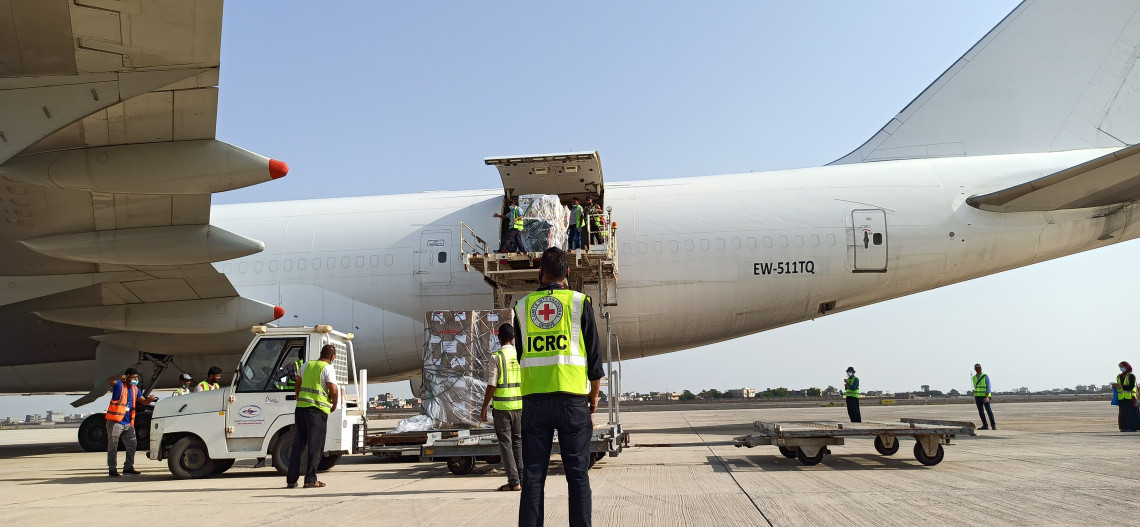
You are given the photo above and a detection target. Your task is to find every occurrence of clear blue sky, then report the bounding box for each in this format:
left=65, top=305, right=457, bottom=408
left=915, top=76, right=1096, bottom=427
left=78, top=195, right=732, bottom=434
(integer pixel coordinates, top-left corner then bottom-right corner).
left=9, top=0, right=1136, bottom=417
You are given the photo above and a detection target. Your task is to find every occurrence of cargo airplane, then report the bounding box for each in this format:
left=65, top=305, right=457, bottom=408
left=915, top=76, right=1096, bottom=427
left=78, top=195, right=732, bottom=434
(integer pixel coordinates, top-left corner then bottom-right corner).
left=3, top=1, right=1140, bottom=447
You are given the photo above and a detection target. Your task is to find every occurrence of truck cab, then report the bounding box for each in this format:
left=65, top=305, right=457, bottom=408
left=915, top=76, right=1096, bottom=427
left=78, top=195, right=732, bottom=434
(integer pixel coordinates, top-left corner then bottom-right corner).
left=147, top=325, right=366, bottom=479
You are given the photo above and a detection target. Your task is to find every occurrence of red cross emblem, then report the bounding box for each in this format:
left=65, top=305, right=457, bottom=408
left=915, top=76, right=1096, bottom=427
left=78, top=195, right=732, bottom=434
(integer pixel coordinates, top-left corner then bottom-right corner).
left=529, top=296, right=563, bottom=329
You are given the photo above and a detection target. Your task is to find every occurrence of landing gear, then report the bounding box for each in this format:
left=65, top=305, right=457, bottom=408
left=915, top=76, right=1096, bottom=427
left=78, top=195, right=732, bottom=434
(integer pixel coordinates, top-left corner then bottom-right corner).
left=777, top=445, right=797, bottom=458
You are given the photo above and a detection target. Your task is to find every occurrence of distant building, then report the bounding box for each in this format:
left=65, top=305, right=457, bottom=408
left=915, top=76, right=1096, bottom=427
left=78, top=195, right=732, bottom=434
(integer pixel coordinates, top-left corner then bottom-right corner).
left=45, top=410, right=68, bottom=423
left=24, top=414, right=43, bottom=424
left=1016, top=387, right=1029, bottom=394
left=921, top=385, right=930, bottom=393
left=724, top=388, right=757, bottom=398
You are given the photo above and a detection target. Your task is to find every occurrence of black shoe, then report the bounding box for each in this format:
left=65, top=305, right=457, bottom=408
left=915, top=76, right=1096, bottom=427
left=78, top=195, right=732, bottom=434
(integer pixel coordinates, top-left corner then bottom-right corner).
left=978, top=426, right=989, bottom=430
left=108, top=470, right=121, bottom=478
left=990, top=425, right=997, bottom=430
left=123, top=468, right=141, bottom=475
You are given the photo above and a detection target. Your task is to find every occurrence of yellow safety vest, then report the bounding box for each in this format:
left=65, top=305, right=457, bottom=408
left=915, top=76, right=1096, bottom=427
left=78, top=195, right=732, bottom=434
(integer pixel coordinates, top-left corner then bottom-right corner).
left=197, top=380, right=219, bottom=391
left=1119, top=373, right=1136, bottom=400
left=571, top=205, right=585, bottom=229
left=972, top=374, right=990, bottom=397
left=509, top=206, right=524, bottom=231
left=844, top=376, right=860, bottom=398
left=515, top=288, right=589, bottom=396
left=492, top=345, right=523, bottom=411
left=297, top=360, right=333, bottom=414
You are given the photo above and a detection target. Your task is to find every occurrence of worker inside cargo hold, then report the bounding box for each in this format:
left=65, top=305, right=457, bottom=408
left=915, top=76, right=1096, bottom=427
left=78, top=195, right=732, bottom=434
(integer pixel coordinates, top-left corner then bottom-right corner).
left=493, top=199, right=526, bottom=253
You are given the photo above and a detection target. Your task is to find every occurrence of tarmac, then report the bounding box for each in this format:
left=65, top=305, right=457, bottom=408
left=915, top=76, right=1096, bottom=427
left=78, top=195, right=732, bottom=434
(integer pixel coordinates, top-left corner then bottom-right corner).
left=0, top=400, right=1134, bottom=526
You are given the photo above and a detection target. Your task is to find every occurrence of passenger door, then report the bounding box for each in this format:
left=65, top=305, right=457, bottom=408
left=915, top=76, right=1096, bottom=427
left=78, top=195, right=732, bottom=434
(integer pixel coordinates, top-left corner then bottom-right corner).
left=227, top=337, right=308, bottom=442
left=852, top=209, right=888, bottom=272
left=416, top=229, right=453, bottom=287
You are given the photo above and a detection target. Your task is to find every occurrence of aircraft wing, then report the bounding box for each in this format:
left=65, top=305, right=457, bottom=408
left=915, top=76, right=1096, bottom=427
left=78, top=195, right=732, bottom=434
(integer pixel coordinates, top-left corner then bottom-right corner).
left=968, top=144, right=1140, bottom=213
left=831, top=0, right=1140, bottom=164
left=0, top=1, right=286, bottom=402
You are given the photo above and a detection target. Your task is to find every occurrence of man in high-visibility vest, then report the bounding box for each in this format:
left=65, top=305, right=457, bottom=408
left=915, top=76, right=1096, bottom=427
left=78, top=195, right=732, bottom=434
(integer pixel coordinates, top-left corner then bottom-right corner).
left=172, top=373, right=193, bottom=396
left=493, top=199, right=527, bottom=253
left=844, top=366, right=861, bottom=423
left=479, top=323, right=524, bottom=491
left=195, top=366, right=223, bottom=392
left=514, top=247, right=603, bottom=527
left=567, top=197, right=585, bottom=251
left=585, top=197, right=603, bottom=245
left=275, top=348, right=305, bottom=391
left=104, top=367, right=157, bottom=477
left=1111, top=361, right=1140, bottom=432
left=286, top=344, right=339, bottom=489
left=972, top=363, right=996, bottom=430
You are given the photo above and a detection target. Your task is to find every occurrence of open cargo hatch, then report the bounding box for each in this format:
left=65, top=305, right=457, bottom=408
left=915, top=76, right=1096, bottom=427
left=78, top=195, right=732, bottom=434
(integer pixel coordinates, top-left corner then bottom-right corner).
left=484, top=151, right=603, bottom=200
left=461, top=151, right=617, bottom=311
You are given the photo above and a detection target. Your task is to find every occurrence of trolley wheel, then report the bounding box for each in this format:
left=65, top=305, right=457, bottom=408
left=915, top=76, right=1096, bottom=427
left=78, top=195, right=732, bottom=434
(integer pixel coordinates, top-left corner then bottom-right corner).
left=777, top=446, right=797, bottom=459
left=446, top=456, right=476, bottom=475
left=479, top=455, right=502, bottom=465
left=588, top=451, right=605, bottom=469
left=874, top=436, right=900, bottom=456
left=913, top=442, right=945, bottom=466
left=795, top=447, right=827, bottom=466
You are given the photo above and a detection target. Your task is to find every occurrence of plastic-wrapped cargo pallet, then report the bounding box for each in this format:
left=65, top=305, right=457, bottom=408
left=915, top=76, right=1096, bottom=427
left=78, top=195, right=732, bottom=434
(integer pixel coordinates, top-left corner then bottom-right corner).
left=416, top=309, right=514, bottom=429
left=518, top=194, right=569, bottom=252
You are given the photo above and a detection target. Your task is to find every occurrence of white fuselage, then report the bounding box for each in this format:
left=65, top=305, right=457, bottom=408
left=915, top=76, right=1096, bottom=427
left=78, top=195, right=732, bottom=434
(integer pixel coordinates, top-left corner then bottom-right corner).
left=203, top=148, right=1134, bottom=384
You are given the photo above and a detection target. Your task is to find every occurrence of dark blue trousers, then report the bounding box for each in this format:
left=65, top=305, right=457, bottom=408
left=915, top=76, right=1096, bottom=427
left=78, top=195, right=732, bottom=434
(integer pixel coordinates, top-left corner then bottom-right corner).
left=519, top=393, right=592, bottom=527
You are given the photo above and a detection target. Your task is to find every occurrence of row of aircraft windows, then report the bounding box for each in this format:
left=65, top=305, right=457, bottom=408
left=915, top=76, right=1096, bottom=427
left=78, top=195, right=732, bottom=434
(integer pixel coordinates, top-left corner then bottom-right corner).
left=623, top=234, right=837, bottom=255
left=223, top=254, right=396, bottom=274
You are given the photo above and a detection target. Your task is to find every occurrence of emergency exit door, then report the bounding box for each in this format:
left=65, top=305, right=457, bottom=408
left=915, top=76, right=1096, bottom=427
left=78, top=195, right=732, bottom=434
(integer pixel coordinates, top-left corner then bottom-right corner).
left=852, top=209, right=887, bottom=272
left=416, top=230, right=453, bottom=287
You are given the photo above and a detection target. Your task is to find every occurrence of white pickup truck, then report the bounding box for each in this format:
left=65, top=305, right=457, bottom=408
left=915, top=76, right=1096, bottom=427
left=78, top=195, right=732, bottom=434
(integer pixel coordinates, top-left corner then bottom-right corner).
left=147, top=325, right=366, bottom=479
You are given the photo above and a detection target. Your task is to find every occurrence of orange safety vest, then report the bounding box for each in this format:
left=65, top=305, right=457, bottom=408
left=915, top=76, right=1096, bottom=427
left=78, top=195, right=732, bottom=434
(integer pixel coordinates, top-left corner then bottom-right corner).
left=105, top=383, right=139, bottom=426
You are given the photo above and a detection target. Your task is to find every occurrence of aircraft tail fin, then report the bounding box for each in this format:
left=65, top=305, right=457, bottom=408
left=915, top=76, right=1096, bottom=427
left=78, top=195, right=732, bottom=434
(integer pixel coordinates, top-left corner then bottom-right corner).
left=832, top=0, right=1140, bottom=165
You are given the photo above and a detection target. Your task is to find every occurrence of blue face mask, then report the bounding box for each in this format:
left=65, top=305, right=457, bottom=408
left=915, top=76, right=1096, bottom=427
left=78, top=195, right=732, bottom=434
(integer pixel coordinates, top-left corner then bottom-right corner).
left=130, top=379, right=139, bottom=386
left=1122, top=367, right=1128, bottom=373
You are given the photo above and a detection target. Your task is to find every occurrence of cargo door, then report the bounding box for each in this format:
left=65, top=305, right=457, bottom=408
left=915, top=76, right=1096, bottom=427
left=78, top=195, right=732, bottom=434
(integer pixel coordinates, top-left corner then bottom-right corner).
left=484, top=151, right=604, bottom=200
left=416, top=229, right=453, bottom=287
left=852, top=209, right=888, bottom=272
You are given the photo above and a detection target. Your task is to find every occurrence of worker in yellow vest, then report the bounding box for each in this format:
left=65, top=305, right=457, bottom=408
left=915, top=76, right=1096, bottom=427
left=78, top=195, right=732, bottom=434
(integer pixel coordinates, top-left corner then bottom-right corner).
left=1111, top=361, right=1140, bottom=432
left=844, top=366, right=861, bottom=423
left=287, top=344, right=339, bottom=488
left=514, top=247, right=603, bottom=527
left=972, top=363, right=996, bottom=430
left=479, top=323, right=524, bottom=491
left=104, top=367, right=157, bottom=477
left=195, top=366, right=223, bottom=392
left=493, top=199, right=527, bottom=253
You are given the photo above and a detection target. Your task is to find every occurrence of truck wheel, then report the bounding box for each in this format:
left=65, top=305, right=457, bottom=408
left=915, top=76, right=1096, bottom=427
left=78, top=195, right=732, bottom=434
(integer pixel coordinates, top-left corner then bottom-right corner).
left=212, top=459, right=236, bottom=475
left=777, top=446, right=797, bottom=459
left=446, top=456, right=476, bottom=475
left=272, top=430, right=305, bottom=476
left=78, top=414, right=108, bottom=452
left=317, top=453, right=341, bottom=471
left=479, top=455, right=501, bottom=465
left=168, top=437, right=217, bottom=479
left=874, top=436, right=900, bottom=456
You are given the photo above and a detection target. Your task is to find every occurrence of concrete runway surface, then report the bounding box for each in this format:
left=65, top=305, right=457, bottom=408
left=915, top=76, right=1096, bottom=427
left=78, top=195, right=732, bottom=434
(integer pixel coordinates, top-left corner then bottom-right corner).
left=0, top=401, right=1132, bottom=526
